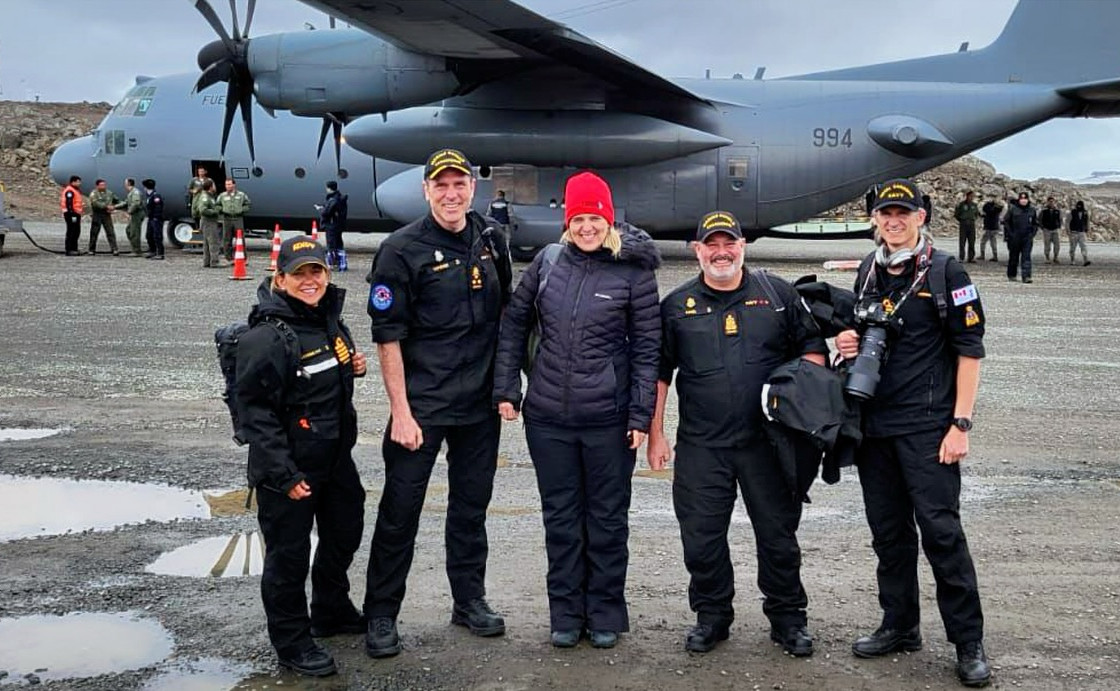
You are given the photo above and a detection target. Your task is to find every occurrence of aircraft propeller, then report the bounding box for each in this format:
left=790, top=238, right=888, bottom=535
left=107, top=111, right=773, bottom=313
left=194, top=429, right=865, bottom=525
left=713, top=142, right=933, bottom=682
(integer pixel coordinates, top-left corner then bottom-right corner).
left=316, top=112, right=349, bottom=174
left=191, top=0, right=268, bottom=164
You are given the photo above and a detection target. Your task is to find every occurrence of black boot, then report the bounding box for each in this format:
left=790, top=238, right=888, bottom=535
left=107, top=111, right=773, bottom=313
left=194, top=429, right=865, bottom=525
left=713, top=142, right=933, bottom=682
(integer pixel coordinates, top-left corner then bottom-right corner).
left=277, top=642, right=337, bottom=677
left=771, top=624, right=814, bottom=657
left=852, top=625, right=923, bottom=658
left=451, top=598, right=505, bottom=637
left=685, top=622, right=730, bottom=653
left=365, top=616, right=402, bottom=658
left=956, top=640, right=991, bottom=687
left=311, top=606, right=366, bottom=638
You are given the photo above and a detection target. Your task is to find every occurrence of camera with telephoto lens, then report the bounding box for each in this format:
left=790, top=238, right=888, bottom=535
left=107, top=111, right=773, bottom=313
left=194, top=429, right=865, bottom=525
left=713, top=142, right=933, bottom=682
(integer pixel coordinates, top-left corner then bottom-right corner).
left=844, top=300, right=898, bottom=400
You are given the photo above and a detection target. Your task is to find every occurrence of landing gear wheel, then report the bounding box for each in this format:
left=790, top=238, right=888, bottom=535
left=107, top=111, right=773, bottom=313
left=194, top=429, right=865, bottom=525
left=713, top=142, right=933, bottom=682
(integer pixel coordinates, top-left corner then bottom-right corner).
left=167, top=221, right=196, bottom=249
left=511, top=246, right=542, bottom=262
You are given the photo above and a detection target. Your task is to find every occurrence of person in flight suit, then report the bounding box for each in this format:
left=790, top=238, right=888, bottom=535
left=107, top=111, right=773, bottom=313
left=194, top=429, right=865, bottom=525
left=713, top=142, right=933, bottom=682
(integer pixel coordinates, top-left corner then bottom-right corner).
left=141, top=179, right=165, bottom=260
left=836, top=178, right=990, bottom=687
left=364, top=148, right=513, bottom=659
left=1003, top=191, right=1038, bottom=283
left=60, top=175, right=84, bottom=256
left=218, top=178, right=252, bottom=261
left=188, top=166, right=209, bottom=224
left=87, top=179, right=121, bottom=255
left=647, top=211, right=828, bottom=656
left=236, top=236, right=368, bottom=677
left=195, top=179, right=225, bottom=268
left=122, top=178, right=145, bottom=256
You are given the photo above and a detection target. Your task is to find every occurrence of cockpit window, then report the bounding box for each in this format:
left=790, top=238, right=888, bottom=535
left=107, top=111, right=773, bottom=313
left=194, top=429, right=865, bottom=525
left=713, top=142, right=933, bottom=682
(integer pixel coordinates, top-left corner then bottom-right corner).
left=112, top=85, right=156, bottom=117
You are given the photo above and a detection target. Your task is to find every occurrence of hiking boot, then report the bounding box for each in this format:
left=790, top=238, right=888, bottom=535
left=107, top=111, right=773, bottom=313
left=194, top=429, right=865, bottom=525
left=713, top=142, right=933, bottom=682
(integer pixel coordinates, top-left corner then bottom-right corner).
left=852, top=625, right=922, bottom=658
left=277, top=642, right=337, bottom=677
left=956, top=640, right=991, bottom=687
left=589, top=630, right=618, bottom=649
left=685, top=622, right=730, bottom=653
left=451, top=598, right=505, bottom=637
left=771, top=624, right=814, bottom=657
left=365, top=616, right=402, bottom=658
left=550, top=629, right=580, bottom=648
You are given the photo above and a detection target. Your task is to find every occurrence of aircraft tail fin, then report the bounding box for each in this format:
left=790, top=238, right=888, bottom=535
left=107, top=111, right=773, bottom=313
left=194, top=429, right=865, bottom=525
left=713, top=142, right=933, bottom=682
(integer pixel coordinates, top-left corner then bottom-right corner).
left=787, top=0, right=1120, bottom=88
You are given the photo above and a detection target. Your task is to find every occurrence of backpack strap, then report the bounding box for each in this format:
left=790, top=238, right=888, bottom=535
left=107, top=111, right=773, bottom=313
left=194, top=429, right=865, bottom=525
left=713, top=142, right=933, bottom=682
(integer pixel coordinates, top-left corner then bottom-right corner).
left=481, top=223, right=514, bottom=304
left=535, top=243, right=563, bottom=308
left=925, top=250, right=951, bottom=325
left=751, top=269, right=786, bottom=313
left=259, top=316, right=302, bottom=385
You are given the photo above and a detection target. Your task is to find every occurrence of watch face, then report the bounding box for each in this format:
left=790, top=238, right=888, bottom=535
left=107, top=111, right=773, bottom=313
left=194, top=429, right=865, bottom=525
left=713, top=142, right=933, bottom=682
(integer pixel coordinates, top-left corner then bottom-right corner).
left=955, top=418, right=973, bottom=431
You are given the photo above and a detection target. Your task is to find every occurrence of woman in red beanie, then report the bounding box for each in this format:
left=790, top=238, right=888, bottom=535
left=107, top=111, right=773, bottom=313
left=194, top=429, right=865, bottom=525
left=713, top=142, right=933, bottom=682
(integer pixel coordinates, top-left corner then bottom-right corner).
left=493, top=170, right=661, bottom=649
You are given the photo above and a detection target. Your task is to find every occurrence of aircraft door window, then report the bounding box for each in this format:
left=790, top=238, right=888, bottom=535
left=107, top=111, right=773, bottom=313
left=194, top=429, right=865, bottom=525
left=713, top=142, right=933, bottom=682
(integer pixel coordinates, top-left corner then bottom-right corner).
left=113, top=130, right=125, bottom=155
left=338, top=169, right=349, bottom=179
left=728, top=157, right=749, bottom=191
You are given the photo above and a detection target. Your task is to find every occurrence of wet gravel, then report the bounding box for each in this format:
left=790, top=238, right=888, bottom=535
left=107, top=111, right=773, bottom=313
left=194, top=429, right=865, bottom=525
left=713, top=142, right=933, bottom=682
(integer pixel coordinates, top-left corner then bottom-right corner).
left=1, top=224, right=1118, bottom=690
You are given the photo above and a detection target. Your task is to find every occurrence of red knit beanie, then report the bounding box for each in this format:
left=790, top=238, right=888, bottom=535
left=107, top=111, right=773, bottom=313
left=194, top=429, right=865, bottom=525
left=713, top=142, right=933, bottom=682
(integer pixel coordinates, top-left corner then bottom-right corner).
left=564, top=171, right=615, bottom=227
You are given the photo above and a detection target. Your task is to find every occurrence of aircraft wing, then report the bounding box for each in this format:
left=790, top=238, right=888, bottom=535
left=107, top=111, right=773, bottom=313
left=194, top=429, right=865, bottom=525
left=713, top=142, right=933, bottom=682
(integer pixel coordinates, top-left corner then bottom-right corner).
left=297, top=0, right=709, bottom=105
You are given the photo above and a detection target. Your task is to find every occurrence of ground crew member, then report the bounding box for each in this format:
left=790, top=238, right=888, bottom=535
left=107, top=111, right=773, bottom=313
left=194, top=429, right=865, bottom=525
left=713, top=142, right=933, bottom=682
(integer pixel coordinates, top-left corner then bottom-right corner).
left=647, top=210, right=828, bottom=656
left=1039, top=197, right=1062, bottom=263
left=195, top=179, right=224, bottom=268
left=235, top=237, right=368, bottom=677
left=1068, top=200, right=1091, bottom=266
left=364, top=148, right=512, bottom=659
left=87, top=178, right=121, bottom=256
left=188, top=166, right=209, bottom=223
left=218, top=178, right=251, bottom=261
left=487, top=189, right=511, bottom=237
left=317, top=181, right=348, bottom=271
left=1003, top=192, right=1038, bottom=283
left=123, top=178, right=145, bottom=256
left=953, top=191, right=979, bottom=263
left=142, top=179, right=165, bottom=260
left=60, top=175, right=83, bottom=256
left=979, top=196, right=1002, bottom=262
left=837, top=178, right=990, bottom=688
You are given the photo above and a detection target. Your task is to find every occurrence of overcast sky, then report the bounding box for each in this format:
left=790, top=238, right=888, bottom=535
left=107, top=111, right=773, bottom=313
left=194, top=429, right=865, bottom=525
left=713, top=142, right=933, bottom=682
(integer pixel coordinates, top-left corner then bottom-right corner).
left=2, top=0, right=1118, bottom=181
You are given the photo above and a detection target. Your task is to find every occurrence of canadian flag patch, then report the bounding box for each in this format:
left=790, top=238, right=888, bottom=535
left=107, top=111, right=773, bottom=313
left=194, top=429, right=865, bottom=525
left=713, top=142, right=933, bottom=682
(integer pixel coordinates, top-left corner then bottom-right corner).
left=951, top=284, right=978, bottom=306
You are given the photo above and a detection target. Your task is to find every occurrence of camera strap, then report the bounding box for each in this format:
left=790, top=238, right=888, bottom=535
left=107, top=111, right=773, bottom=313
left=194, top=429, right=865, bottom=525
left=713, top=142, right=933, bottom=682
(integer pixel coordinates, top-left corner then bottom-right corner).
left=858, top=243, right=933, bottom=317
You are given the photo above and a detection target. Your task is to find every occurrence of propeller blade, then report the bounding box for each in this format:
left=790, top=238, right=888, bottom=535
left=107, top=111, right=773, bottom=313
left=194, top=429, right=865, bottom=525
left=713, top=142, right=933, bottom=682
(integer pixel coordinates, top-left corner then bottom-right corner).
left=227, top=0, right=241, bottom=40
left=244, top=0, right=257, bottom=37
left=332, top=115, right=344, bottom=172
left=316, top=117, right=332, bottom=161
left=236, top=72, right=257, bottom=163
left=193, top=58, right=231, bottom=93
left=191, top=0, right=235, bottom=55
left=219, top=79, right=239, bottom=158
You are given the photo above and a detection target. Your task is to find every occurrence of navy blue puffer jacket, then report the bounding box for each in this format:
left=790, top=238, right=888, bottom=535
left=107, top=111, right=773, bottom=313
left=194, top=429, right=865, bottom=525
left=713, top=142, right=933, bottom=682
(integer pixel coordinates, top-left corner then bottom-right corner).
left=494, top=224, right=661, bottom=431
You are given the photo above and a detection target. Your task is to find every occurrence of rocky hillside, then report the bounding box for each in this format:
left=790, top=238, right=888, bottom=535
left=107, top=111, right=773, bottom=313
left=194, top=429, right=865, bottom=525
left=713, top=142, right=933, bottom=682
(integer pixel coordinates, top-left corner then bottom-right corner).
left=827, top=155, right=1120, bottom=241
left=2, top=99, right=1118, bottom=238
left=0, top=101, right=110, bottom=220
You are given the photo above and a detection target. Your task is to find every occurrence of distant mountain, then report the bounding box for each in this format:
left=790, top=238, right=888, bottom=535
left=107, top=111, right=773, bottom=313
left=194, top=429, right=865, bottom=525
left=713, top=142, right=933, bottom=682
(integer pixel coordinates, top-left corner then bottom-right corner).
left=1076, top=171, right=1120, bottom=185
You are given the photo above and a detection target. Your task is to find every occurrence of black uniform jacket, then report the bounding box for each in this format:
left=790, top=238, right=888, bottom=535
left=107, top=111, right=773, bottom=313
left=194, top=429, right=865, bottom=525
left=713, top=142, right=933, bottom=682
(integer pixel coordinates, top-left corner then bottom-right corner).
left=236, top=281, right=360, bottom=493
left=854, top=250, right=985, bottom=438
left=367, top=211, right=512, bottom=426
left=493, top=224, right=661, bottom=431
left=659, top=269, right=827, bottom=448
left=1003, top=203, right=1038, bottom=240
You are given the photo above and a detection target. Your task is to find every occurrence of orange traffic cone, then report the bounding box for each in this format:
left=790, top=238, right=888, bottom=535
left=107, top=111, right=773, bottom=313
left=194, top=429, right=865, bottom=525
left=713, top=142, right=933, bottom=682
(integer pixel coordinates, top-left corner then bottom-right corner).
left=267, top=224, right=282, bottom=272
left=310, top=220, right=319, bottom=243
left=229, top=229, right=250, bottom=280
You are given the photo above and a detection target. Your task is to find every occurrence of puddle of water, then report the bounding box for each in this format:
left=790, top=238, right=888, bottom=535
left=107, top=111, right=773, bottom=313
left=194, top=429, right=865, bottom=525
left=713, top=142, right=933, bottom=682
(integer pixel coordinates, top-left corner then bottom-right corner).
left=0, top=474, right=211, bottom=542
left=142, top=658, right=254, bottom=691
left=0, top=612, right=172, bottom=683
left=0, top=428, right=63, bottom=442
left=146, top=531, right=319, bottom=578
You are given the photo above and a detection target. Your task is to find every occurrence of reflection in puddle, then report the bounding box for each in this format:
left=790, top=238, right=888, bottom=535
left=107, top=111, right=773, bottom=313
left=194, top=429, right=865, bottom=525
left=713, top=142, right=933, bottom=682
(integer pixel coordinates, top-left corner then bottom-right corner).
left=146, top=531, right=319, bottom=578
left=0, top=428, right=63, bottom=442
left=0, top=474, right=211, bottom=542
left=0, top=612, right=172, bottom=683
left=142, top=657, right=254, bottom=691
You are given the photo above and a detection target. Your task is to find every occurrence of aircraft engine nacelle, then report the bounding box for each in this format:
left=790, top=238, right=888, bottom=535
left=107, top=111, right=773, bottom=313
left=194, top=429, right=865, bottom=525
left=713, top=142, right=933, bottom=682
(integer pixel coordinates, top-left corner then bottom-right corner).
left=248, top=30, right=459, bottom=116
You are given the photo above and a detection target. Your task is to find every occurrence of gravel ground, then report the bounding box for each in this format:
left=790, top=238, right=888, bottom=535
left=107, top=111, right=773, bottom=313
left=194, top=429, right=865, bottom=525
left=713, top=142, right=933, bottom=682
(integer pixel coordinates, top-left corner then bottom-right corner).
left=1, top=224, right=1118, bottom=690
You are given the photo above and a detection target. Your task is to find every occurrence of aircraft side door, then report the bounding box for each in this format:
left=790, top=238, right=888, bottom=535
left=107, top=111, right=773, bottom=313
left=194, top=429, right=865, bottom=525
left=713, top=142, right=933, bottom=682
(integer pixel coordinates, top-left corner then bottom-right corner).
left=717, top=146, right=758, bottom=228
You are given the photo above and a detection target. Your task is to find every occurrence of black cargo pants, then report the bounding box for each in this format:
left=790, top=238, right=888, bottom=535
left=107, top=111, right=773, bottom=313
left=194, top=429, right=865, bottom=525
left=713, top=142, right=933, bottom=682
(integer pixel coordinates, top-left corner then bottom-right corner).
left=256, top=447, right=366, bottom=657
left=525, top=421, right=636, bottom=633
left=673, top=439, right=808, bottom=630
left=363, top=414, right=500, bottom=618
left=856, top=427, right=984, bottom=644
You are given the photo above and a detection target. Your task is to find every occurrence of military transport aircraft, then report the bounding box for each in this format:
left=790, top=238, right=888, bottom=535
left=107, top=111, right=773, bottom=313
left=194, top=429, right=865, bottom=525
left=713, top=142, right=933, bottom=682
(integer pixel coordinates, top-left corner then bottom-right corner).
left=49, top=0, right=1120, bottom=257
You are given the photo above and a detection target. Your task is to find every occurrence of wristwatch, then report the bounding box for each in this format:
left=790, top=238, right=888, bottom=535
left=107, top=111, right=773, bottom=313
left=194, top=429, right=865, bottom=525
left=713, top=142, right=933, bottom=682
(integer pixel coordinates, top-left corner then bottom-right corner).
left=952, top=417, right=973, bottom=432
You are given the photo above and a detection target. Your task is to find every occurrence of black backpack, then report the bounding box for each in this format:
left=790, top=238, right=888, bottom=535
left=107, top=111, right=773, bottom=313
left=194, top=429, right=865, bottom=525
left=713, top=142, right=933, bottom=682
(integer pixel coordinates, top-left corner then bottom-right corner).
left=214, top=317, right=300, bottom=445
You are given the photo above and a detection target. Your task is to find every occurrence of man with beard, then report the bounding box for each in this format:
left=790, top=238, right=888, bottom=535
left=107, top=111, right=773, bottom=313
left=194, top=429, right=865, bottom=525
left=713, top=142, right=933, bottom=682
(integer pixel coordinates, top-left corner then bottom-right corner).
left=647, top=210, right=827, bottom=655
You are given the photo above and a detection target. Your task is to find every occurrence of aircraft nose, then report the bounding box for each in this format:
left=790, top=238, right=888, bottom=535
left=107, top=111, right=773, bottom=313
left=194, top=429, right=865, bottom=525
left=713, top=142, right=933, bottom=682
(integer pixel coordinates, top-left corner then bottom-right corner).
left=49, top=136, right=98, bottom=187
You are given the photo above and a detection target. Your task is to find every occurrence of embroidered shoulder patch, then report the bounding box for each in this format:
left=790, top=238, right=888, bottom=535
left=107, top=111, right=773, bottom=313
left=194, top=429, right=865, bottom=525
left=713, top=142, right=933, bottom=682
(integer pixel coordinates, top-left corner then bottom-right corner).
left=370, top=284, right=394, bottom=311
left=951, top=284, right=978, bottom=306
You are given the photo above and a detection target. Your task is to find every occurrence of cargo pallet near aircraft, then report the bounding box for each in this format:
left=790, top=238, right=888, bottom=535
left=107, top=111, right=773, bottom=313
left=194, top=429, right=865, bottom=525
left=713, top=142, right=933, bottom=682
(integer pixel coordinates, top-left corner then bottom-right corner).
left=48, top=0, right=1120, bottom=258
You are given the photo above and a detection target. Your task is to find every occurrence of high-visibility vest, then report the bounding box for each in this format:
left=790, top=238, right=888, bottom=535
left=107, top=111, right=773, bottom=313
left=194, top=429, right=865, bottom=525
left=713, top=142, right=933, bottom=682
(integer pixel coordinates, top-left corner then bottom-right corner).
left=60, top=185, right=84, bottom=214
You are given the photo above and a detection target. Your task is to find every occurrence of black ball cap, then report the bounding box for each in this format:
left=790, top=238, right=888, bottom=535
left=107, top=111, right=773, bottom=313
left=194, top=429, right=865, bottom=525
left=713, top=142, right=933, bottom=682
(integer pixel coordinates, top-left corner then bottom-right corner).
left=278, top=236, right=328, bottom=273
left=872, top=178, right=923, bottom=212
left=696, top=210, right=743, bottom=241
left=424, top=148, right=474, bottom=180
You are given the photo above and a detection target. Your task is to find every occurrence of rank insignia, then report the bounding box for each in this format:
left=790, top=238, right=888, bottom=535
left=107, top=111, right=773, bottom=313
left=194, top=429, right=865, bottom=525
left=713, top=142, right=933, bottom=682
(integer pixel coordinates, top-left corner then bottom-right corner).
left=684, top=296, right=697, bottom=315
left=434, top=250, right=444, bottom=263
left=470, top=265, right=483, bottom=290
left=882, top=297, right=895, bottom=314
left=964, top=305, right=981, bottom=327
left=333, top=337, right=351, bottom=365
left=724, top=313, right=739, bottom=335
